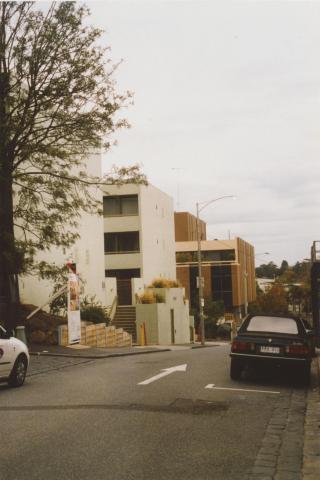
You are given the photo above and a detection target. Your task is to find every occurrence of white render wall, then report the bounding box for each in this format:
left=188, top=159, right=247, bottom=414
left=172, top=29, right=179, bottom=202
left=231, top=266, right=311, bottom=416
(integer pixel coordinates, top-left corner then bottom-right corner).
left=102, top=183, right=176, bottom=285
left=135, top=288, right=191, bottom=345
left=103, top=184, right=142, bottom=273
left=139, top=184, right=176, bottom=284
left=19, top=152, right=106, bottom=309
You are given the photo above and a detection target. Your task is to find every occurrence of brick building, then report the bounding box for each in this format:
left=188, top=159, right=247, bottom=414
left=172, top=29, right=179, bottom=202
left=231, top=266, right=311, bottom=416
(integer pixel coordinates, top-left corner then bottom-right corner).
left=175, top=212, right=256, bottom=317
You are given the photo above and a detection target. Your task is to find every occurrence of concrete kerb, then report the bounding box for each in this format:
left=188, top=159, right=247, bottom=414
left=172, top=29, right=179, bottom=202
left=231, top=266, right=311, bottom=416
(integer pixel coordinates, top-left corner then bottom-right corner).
left=28, top=341, right=221, bottom=360
left=29, top=348, right=172, bottom=359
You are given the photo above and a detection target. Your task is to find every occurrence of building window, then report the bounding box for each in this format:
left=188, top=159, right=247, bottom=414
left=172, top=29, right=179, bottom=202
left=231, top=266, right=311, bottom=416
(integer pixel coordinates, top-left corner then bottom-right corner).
left=176, top=249, right=235, bottom=263
left=105, top=269, right=140, bottom=279
left=103, top=195, right=138, bottom=216
left=104, top=231, right=140, bottom=253
left=211, top=265, right=233, bottom=309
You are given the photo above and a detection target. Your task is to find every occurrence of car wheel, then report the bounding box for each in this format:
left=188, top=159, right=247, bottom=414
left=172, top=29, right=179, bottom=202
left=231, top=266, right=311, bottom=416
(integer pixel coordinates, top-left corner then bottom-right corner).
left=8, top=355, right=27, bottom=387
left=230, top=358, right=243, bottom=380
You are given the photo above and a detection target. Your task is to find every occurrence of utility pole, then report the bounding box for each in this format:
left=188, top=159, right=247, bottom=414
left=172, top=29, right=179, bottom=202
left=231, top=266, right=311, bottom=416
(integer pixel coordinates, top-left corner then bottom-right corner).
left=244, top=268, right=248, bottom=316
left=196, top=202, right=205, bottom=345
left=196, top=195, right=236, bottom=344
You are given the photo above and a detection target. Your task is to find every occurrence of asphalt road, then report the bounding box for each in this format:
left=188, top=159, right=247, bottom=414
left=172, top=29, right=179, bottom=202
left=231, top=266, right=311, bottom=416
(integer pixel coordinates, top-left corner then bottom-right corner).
left=0, top=345, right=308, bottom=480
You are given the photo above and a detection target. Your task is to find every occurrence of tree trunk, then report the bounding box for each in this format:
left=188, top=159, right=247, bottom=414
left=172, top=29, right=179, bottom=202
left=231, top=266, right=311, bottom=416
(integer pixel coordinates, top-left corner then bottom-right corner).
left=0, top=40, right=21, bottom=330
left=0, top=165, right=21, bottom=331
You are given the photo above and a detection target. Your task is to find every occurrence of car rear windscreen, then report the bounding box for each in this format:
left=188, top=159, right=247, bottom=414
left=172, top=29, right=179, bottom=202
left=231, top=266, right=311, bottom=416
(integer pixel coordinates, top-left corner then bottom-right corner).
left=246, top=316, right=298, bottom=334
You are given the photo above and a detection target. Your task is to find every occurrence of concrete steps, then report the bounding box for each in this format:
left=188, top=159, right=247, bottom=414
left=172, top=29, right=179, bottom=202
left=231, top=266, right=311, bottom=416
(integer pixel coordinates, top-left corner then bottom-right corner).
left=113, top=305, right=137, bottom=343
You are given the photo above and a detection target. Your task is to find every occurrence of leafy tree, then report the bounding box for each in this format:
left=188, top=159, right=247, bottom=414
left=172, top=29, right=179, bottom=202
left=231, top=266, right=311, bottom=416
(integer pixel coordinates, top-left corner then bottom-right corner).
left=255, top=261, right=278, bottom=279
left=287, top=285, right=304, bottom=313
left=279, top=269, right=297, bottom=284
left=279, top=260, right=289, bottom=276
left=204, top=298, right=225, bottom=338
left=249, top=283, right=288, bottom=315
left=204, top=298, right=225, bottom=321
left=286, top=283, right=311, bottom=314
left=256, top=281, right=263, bottom=296
left=0, top=2, right=146, bottom=329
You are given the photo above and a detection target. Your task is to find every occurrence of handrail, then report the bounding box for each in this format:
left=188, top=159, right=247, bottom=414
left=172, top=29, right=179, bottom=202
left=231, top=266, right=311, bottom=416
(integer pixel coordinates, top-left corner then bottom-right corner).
left=26, top=285, right=68, bottom=320
left=109, top=295, right=118, bottom=322
left=135, top=293, right=141, bottom=304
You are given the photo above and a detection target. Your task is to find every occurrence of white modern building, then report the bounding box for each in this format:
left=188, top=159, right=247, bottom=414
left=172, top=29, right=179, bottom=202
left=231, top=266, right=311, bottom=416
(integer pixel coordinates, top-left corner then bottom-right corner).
left=18, top=166, right=191, bottom=345
left=103, top=183, right=176, bottom=305
left=19, top=152, right=106, bottom=308
left=19, top=176, right=177, bottom=311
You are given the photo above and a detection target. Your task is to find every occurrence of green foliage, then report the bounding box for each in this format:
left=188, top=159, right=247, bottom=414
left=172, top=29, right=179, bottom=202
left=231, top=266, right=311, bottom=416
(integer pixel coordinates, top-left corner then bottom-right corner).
left=255, top=261, right=278, bottom=279
left=256, top=259, right=311, bottom=284
left=204, top=298, right=225, bottom=322
left=48, top=266, right=69, bottom=316
left=256, top=281, right=263, bottom=295
left=286, top=284, right=311, bottom=314
left=80, top=296, right=110, bottom=325
left=138, top=291, right=165, bottom=304
left=149, top=278, right=181, bottom=288
left=0, top=1, right=147, bottom=280
left=249, top=283, right=289, bottom=315
left=279, top=260, right=289, bottom=276
left=204, top=299, right=225, bottom=338
left=155, top=293, right=165, bottom=303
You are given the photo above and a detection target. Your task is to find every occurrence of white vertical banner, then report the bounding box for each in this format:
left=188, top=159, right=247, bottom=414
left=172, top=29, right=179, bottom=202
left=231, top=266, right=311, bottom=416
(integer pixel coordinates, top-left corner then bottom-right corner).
left=67, top=272, right=81, bottom=344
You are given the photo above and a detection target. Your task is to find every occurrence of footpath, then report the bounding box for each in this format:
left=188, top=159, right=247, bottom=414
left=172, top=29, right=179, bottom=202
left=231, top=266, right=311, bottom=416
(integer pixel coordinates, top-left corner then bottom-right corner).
left=248, top=352, right=320, bottom=480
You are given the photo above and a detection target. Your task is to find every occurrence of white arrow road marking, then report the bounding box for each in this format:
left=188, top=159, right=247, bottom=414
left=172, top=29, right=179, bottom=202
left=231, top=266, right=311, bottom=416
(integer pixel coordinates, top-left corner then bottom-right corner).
left=138, top=364, right=187, bottom=385
left=205, top=384, right=280, bottom=394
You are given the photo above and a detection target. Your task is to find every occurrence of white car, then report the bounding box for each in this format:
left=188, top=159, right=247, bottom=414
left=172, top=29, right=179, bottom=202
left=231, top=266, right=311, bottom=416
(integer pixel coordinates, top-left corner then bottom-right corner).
left=0, top=325, right=29, bottom=387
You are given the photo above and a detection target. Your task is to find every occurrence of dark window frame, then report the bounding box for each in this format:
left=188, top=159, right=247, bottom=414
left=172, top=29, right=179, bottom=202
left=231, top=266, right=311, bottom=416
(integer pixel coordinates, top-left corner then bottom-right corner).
left=103, top=195, right=139, bottom=217
left=104, top=231, right=140, bottom=254
left=211, top=265, right=233, bottom=308
left=176, top=249, right=235, bottom=263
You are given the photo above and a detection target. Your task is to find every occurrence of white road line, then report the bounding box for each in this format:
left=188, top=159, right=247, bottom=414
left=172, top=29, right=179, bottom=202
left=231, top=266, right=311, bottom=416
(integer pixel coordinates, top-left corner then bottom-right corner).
left=138, top=364, right=187, bottom=385
left=205, top=384, right=280, bottom=394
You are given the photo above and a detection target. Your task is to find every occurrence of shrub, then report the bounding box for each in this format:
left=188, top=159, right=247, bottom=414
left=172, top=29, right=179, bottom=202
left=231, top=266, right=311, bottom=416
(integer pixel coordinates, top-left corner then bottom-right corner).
left=80, top=296, right=110, bottom=325
left=155, top=293, right=165, bottom=303
left=139, top=292, right=156, bottom=304
left=138, top=291, right=165, bottom=304
left=216, top=323, right=231, bottom=339
left=149, top=278, right=181, bottom=288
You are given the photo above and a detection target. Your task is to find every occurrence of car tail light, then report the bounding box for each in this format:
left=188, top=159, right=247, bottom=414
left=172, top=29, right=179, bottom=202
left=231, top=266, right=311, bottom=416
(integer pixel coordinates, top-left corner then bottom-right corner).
left=285, top=344, right=309, bottom=355
left=231, top=340, right=255, bottom=352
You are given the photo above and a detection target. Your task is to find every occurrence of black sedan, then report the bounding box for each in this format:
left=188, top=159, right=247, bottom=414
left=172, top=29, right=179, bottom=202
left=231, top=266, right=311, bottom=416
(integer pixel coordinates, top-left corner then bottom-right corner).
left=230, top=314, right=314, bottom=384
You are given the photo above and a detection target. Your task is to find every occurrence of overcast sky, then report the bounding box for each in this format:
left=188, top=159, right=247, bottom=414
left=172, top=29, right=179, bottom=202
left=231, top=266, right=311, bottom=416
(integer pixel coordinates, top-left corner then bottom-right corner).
left=86, top=0, right=320, bottom=266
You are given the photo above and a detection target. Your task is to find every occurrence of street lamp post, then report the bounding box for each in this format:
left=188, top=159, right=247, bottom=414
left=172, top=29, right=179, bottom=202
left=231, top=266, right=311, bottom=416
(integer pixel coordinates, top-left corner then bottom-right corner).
left=196, top=195, right=235, bottom=345
left=196, top=202, right=204, bottom=346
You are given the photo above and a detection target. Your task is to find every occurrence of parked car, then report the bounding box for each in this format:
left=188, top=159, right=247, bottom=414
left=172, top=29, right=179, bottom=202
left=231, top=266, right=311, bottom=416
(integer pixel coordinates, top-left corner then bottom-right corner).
left=230, top=314, right=314, bottom=384
left=0, top=325, right=29, bottom=387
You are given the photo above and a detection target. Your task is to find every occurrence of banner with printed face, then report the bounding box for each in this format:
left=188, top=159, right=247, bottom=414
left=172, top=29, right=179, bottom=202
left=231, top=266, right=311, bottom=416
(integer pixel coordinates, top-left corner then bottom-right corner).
left=67, top=272, right=81, bottom=344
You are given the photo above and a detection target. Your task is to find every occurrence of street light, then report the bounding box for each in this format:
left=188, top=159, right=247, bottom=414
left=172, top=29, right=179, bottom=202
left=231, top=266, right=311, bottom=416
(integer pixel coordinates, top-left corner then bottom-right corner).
left=196, top=195, right=236, bottom=345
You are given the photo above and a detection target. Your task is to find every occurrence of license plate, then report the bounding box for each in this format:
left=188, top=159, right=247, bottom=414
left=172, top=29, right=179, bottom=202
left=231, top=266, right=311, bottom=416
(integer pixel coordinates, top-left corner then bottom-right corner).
left=260, top=346, right=280, bottom=354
